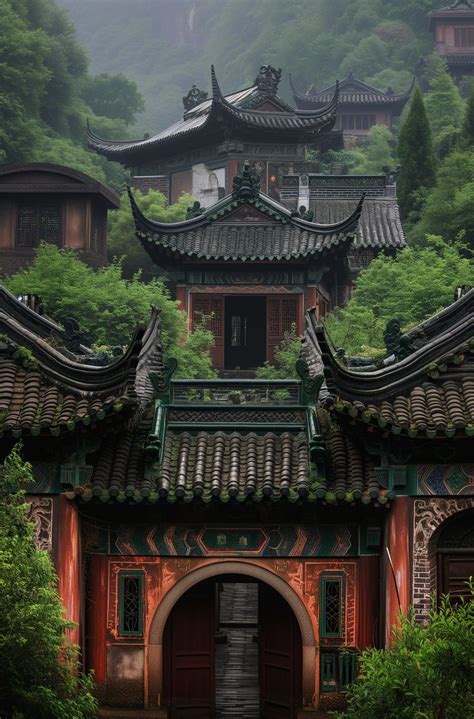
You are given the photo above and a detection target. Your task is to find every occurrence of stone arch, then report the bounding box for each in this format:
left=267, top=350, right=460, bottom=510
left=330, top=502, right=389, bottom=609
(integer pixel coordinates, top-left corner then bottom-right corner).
left=147, top=560, right=317, bottom=709
left=413, top=498, right=474, bottom=622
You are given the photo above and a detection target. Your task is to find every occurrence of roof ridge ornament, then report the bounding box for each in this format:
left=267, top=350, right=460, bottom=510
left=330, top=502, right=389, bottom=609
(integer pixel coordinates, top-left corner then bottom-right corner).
left=449, top=0, right=474, bottom=8
left=183, top=84, right=208, bottom=112
left=232, top=160, right=261, bottom=200
left=254, top=64, right=282, bottom=94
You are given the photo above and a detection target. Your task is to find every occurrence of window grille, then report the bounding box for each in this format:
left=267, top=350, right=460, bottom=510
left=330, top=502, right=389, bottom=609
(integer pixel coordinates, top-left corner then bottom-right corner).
left=17, top=203, right=61, bottom=248
left=321, top=650, right=357, bottom=692
left=192, top=296, right=223, bottom=338
left=338, top=115, right=377, bottom=131
left=320, top=575, right=344, bottom=638
left=455, top=27, right=474, bottom=48
left=119, top=572, right=143, bottom=636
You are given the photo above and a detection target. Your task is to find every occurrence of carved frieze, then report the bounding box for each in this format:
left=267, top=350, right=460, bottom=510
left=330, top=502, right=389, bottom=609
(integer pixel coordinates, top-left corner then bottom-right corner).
left=28, top=496, right=53, bottom=551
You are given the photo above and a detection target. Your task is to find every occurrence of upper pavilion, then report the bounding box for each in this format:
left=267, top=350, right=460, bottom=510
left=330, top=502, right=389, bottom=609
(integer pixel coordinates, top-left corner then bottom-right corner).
left=291, top=71, right=414, bottom=143
left=87, top=65, right=343, bottom=205
left=430, top=1, right=474, bottom=83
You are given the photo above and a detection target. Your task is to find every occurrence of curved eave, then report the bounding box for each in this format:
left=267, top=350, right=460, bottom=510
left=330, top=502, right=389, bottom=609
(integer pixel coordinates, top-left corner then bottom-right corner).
left=314, top=314, right=474, bottom=400
left=211, top=66, right=338, bottom=135
left=128, top=187, right=364, bottom=236
left=0, top=310, right=146, bottom=395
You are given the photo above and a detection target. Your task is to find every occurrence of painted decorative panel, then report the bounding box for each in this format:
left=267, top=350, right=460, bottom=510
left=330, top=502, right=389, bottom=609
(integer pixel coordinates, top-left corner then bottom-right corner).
left=417, top=465, right=474, bottom=495
left=83, top=522, right=358, bottom=558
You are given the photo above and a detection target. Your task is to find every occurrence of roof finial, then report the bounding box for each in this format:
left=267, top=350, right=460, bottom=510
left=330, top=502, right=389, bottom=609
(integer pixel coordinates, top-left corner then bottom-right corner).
left=254, top=65, right=282, bottom=94
left=183, top=84, right=208, bottom=112
left=232, top=161, right=261, bottom=200
left=211, top=65, right=223, bottom=100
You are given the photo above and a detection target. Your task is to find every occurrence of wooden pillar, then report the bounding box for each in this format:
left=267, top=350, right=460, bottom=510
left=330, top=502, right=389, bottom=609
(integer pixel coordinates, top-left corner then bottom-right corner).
left=86, top=555, right=108, bottom=694
left=53, top=496, right=81, bottom=646
left=383, top=497, right=411, bottom=645
left=358, top=555, right=380, bottom=650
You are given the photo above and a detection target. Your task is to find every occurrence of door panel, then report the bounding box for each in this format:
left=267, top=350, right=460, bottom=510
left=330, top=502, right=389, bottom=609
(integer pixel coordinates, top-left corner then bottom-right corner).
left=192, top=295, right=224, bottom=368
left=225, top=296, right=266, bottom=369
left=163, top=580, right=215, bottom=719
left=259, top=583, right=301, bottom=719
left=267, top=297, right=299, bottom=364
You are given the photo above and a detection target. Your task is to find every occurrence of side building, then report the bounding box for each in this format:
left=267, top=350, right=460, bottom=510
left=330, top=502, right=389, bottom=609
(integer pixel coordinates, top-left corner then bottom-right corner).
left=0, top=285, right=472, bottom=717
left=291, top=71, right=413, bottom=144
left=0, top=163, right=119, bottom=276
left=87, top=65, right=343, bottom=206
left=430, top=0, right=474, bottom=83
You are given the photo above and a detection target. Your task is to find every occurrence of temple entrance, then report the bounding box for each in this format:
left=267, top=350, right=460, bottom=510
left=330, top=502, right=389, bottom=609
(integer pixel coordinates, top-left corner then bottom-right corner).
left=163, top=577, right=302, bottom=719
left=224, top=296, right=266, bottom=370
left=437, top=510, right=474, bottom=604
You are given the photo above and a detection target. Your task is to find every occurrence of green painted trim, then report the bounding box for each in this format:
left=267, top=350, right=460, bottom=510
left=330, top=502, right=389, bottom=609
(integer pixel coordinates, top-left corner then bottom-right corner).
left=118, top=570, right=144, bottom=637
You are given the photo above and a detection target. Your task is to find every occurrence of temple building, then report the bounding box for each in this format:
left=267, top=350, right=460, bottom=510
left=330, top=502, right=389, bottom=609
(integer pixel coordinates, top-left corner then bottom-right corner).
left=129, top=163, right=365, bottom=371
left=0, top=163, right=119, bottom=276
left=291, top=71, right=414, bottom=143
left=87, top=65, right=343, bottom=206
left=1, top=283, right=472, bottom=718
left=430, top=0, right=474, bottom=83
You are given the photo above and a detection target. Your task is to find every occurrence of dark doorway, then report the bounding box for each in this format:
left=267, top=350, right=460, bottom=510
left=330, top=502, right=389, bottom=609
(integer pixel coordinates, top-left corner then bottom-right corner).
left=163, top=578, right=302, bottom=719
left=224, top=296, right=266, bottom=370
left=437, top=510, right=474, bottom=605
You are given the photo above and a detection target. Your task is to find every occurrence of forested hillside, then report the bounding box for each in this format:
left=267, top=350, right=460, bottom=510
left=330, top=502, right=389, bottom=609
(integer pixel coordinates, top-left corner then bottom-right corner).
left=57, top=0, right=447, bottom=134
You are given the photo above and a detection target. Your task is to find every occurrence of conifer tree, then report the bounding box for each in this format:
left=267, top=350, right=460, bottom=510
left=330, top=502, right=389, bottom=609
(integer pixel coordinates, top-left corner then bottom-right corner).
left=461, top=87, right=474, bottom=147
left=397, top=87, right=436, bottom=220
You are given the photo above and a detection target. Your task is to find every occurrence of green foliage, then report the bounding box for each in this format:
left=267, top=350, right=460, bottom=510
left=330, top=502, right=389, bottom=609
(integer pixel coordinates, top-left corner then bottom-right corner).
left=461, top=87, right=474, bottom=148
left=256, top=326, right=301, bottom=379
left=353, top=125, right=396, bottom=174
left=424, top=55, right=465, bottom=158
left=3, top=244, right=215, bottom=378
left=336, top=587, right=474, bottom=719
left=326, top=236, right=474, bottom=355
left=107, top=189, right=193, bottom=279
left=409, top=150, right=474, bottom=248
left=82, top=73, right=145, bottom=125
left=0, top=445, right=97, bottom=718
left=397, top=87, right=436, bottom=220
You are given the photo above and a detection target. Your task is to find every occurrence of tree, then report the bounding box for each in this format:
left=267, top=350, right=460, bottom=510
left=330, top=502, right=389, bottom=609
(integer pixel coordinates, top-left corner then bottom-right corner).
left=107, top=189, right=194, bottom=278
left=256, top=326, right=301, bottom=379
left=3, top=244, right=216, bottom=378
left=461, top=87, right=474, bottom=148
left=82, top=73, right=145, bottom=125
left=336, top=588, right=474, bottom=719
left=424, top=55, right=465, bottom=158
left=0, top=445, right=97, bottom=718
left=409, top=150, right=474, bottom=248
left=352, top=125, right=396, bottom=175
left=397, top=87, right=436, bottom=220
left=326, top=235, right=474, bottom=356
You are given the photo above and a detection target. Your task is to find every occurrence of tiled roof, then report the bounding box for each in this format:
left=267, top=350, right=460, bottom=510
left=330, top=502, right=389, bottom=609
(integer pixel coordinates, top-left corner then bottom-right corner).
left=0, top=295, right=164, bottom=436
left=88, top=66, right=339, bottom=164
left=309, top=198, right=405, bottom=249
left=305, top=291, right=474, bottom=439
left=292, top=73, right=413, bottom=111
left=130, top=186, right=364, bottom=262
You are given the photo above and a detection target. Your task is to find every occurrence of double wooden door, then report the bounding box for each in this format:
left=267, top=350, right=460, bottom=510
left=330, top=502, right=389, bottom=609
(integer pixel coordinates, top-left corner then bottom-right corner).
left=163, top=581, right=301, bottom=719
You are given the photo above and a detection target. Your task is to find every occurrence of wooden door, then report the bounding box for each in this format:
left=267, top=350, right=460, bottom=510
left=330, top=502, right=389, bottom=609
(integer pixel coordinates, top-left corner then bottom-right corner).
left=438, top=554, right=474, bottom=604
left=259, top=583, right=302, bottom=719
left=163, top=580, right=215, bottom=719
left=224, top=295, right=266, bottom=369
left=191, top=294, right=224, bottom=368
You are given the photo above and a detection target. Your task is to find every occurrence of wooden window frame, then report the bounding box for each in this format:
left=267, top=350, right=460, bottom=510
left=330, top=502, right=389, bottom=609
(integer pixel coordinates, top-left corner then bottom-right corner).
left=454, top=26, right=474, bottom=48
left=320, top=573, right=345, bottom=639
left=118, top=570, right=144, bottom=637
left=16, top=201, right=63, bottom=249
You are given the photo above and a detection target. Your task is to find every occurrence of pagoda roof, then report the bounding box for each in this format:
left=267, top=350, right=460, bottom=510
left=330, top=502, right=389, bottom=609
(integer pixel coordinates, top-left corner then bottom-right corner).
left=128, top=174, right=364, bottom=263
left=0, top=292, right=163, bottom=436
left=430, top=1, right=474, bottom=28
left=303, top=289, right=474, bottom=439
left=87, top=66, right=340, bottom=165
left=291, top=72, right=414, bottom=112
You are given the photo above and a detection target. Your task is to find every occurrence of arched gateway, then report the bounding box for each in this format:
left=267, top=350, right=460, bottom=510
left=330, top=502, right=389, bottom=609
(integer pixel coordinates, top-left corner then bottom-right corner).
left=147, top=561, right=316, bottom=715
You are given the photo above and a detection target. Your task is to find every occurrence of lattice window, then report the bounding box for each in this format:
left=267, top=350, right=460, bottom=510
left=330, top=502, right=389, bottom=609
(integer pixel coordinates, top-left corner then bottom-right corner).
left=281, top=298, right=298, bottom=335
left=192, top=296, right=223, bottom=338
left=119, top=571, right=143, bottom=636
left=321, top=650, right=357, bottom=692
left=338, top=115, right=377, bottom=131
left=268, top=297, right=298, bottom=338
left=17, top=203, right=61, bottom=248
left=455, top=27, right=474, bottom=48
left=320, top=575, right=343, bottom=637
